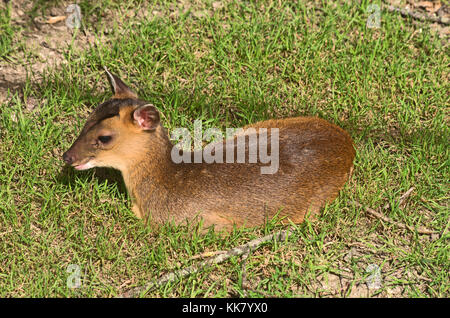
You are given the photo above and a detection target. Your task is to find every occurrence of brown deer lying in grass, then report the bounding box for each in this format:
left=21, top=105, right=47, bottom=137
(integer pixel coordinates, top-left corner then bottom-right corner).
left=63, top=69, right=355, bottom=231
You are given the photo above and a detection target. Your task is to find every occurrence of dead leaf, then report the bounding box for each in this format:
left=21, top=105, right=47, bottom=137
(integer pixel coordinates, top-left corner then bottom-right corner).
left=416, top=1, right=442, bottom=14
left=416, top=1, right=434, bottom=9
left=46, top=16, right=66, bottom=24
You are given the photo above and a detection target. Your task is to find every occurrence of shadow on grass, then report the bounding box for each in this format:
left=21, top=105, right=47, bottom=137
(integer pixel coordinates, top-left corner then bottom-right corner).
left=57, top=164, right=128, bottom=197
left=360, top=124, right=448, bottom=151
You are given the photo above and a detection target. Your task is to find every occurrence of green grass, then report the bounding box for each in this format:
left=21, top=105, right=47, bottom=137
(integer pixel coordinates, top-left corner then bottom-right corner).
left=0, top=0, right=448, bottom=297
left=0, top=3, right=15, bottom=58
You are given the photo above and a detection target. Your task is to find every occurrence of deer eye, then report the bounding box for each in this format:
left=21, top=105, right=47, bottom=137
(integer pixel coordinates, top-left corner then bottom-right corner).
left=98, top=135, right=112, bottom=144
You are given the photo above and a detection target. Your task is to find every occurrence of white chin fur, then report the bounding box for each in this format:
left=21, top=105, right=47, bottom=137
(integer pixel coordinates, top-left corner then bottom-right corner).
left=74, top=161, right=95, bottom=170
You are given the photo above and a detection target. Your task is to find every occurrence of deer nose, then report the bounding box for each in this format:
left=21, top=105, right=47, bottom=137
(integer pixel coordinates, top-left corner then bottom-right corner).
left=63, top=151, right=74, bottom=165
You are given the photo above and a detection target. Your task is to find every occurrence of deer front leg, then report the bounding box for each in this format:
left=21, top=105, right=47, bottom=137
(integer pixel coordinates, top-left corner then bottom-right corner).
left=131, top=203, right=143, bottom=219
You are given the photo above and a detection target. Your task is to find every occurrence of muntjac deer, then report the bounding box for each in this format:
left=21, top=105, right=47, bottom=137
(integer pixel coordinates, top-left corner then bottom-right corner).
left=63, top=69, right=355, bottom=231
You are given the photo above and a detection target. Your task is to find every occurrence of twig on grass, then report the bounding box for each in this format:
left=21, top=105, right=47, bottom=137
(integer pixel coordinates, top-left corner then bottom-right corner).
left=352, top=201, right=437, bottom=235
left=118, top=227, right=295, bottom=298
left=240, top=249, right=251, bottom=297
left=189, top=250, right=228, bottom=260
left=385, top=5, right=449, bottom=25
left=383, top=187, right=415, bottom=210
left=352, top=187, right=437, bottom=235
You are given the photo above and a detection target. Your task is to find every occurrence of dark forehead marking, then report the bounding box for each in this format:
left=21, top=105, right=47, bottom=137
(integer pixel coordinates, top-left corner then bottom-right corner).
left=91, top=99, right=123, bottom=121
left=82, top=98, right=147, bottom=132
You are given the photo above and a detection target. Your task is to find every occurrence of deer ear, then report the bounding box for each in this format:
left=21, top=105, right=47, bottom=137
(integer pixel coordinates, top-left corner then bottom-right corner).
left=104, top=67, right=138, bottom=99
left=133, top=104, right=160, bottom=130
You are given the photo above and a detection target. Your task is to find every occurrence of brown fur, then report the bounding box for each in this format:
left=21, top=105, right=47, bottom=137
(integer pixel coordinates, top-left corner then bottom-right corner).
left=63, top=71, right=356, bottom=232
